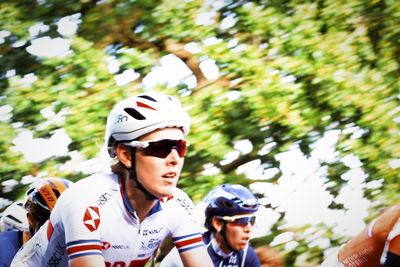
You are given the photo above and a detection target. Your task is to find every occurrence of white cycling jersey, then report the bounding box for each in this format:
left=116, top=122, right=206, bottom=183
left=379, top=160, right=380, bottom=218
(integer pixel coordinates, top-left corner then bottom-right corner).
left=11, top=221, right=49, bottom=267
left=12, top=172, right=203, bottom=267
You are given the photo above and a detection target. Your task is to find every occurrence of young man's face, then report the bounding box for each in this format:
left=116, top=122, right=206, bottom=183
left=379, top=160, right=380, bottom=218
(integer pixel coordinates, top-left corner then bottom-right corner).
left=134, top=127, right=185, bottom=198
left=224, top=221, right=253, bottom=251
left=213, top=213, right=255, bottom=252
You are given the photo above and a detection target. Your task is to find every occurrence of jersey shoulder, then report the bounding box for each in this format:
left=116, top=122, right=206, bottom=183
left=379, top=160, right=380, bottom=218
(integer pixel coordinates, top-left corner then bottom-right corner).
left=50, top=172, right=120, bottom=226
left=161, top=187, right=195, bottom=216
left=56, top=172, right=119, bottom=204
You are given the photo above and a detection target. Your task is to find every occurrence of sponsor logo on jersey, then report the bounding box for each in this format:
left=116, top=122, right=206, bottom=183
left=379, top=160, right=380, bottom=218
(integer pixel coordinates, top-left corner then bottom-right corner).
left=97, top=192, right=112, bottom=207
left=105, top=258, right=150, bottom=267
left=83, top=206, right=101, bottom=232
left=176, top=197, right=194, bottom=215
left=142, top=227, right=163, bottom=236
left=46, top=251, right=63, bottom=267
left=140, top=238, right=162, bottom=252
left=112, top=244, right=130, bottom=250
left=97, top=186, right=118, bottom=208
left=102, top=241, right=111, bottom=250
left=102, top=241, right=131, bottom=251
left=229, top=254, right=238, bottom=264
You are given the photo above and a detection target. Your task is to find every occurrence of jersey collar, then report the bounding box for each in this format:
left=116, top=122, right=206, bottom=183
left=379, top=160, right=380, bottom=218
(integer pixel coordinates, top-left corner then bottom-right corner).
left=119, top=176, right=162, bottom=217
left=210, top=232, right=233, bottom=258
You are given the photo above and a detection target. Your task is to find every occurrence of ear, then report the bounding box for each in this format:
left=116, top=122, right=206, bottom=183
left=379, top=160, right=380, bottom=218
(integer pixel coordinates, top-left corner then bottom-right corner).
left=116, top=145, right=132, bottom=168
left=211, top=217, right=224, bottom=232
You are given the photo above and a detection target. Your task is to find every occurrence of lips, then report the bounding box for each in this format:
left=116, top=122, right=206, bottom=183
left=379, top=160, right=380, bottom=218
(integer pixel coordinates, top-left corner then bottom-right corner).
left=161, top=172, right=178, bottom=184
left=162, top=172, right=177, bottom=178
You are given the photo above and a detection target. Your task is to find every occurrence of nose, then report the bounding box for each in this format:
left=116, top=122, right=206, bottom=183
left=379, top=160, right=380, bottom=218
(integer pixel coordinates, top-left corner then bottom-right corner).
left=166, top=148, right=180, bottom=164
left=243, top=222, right=253, bottom=232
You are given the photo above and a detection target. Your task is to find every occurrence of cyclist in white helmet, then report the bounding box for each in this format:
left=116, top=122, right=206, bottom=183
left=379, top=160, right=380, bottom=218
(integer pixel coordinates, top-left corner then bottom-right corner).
left=1, top=177, right=72, bottom=266
left=0, top=201, right=29, bottom=233
left=0, top=201, right=30, bottom=267
left=14, top=91, right=213, bottom=267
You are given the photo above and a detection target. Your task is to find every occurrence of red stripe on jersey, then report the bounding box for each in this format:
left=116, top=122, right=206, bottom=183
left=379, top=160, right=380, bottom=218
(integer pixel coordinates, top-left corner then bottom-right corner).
left=67, top=244, right=103, bottom=254
left=47, top=221, right=54, bottom=241
left=175, top=236, right=203, bottom=248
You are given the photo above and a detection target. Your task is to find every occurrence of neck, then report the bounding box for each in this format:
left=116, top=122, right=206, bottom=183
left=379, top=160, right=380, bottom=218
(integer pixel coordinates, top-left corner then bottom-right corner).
left=22, top=231, right=31, bottom=244
left=215, top=231, right=232, bottom=254
left=112, top=163, right=158, bottom=221
left=124, top=174, right=157, bottom=222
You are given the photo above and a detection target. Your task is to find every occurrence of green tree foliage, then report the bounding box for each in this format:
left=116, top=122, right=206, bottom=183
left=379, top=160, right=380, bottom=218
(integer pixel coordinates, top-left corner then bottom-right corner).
left=0, top=0, right=399, bottom=265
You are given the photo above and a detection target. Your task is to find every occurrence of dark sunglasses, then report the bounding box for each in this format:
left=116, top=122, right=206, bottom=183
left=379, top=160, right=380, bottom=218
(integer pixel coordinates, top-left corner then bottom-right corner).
left=126, top=139, right=188, bottom=158
left=215, top=215, right=256, bottom=227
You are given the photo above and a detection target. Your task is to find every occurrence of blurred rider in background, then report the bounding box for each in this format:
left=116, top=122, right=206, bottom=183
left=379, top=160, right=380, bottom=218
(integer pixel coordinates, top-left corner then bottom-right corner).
left=321, top=202, right=400, bottom=267
left=160, top=183, right=261, bottom=267
left=0, top=200, right=30, bottom=266
left=0, top=177, right=72, bottom=266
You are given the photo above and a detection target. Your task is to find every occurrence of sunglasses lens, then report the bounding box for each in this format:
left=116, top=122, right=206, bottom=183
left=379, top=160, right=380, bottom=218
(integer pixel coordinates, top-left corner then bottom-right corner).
left=142, top=139, right=187, bottom=158
left=230, top=216, right=256, bottom=226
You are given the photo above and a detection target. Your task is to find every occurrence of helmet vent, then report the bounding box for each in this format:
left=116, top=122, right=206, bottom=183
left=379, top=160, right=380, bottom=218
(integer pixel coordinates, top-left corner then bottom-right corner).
left=124, top=108, right=146, bottom=120
left=243, top=204, right=257, bottom=209
left=26, top=188, right=35, bottom=196
left=221, top=200, right=234, bottom=208
left=136, top=101, right=156, bottom=111
left=138, top=95, right=157, bottom=102
left=6, top=215, right=23, bottom=224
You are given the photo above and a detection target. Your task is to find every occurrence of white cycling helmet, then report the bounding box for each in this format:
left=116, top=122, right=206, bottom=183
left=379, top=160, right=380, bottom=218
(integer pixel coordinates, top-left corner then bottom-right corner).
left=0, top=201, right=29, bottom=232
left=105, top=91, right=191, bottom=158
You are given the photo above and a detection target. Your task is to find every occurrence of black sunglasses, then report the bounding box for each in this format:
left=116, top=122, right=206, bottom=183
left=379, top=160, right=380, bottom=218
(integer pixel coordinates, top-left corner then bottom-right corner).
left=126, top=139, right=188, bottom=158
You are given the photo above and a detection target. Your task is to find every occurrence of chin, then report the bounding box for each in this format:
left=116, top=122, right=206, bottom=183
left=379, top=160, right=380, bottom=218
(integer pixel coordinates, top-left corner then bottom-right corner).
left=155, top=186, right=175, bottom=198
left=235, top=243, right=247, bottom=251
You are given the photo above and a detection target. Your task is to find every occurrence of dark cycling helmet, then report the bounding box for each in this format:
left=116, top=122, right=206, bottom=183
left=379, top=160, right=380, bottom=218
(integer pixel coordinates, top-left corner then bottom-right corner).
left=204, top=184, right=259, bottom=230
left=24, top=178, right=73, bottom=232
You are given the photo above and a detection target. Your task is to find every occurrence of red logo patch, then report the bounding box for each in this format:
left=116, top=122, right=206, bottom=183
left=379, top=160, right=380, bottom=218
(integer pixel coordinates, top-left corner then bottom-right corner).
left=102, top=241, right=111, bottom=250
left=83, top=206, right=100, bottom=232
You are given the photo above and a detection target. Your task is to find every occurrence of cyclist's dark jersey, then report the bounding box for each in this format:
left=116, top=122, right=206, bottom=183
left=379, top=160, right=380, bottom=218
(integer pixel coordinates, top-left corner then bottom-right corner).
left=0, top=230, right=22, bottom=266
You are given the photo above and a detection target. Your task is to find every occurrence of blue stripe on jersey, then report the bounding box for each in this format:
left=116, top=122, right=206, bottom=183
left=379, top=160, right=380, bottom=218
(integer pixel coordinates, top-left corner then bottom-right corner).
left=68, top=251, right=103, bottom=260
left=177, top=243, right=204, bottom=253
left=172, top=232, right=201, bottom=242
left=66, top=239, right=101, bottom=246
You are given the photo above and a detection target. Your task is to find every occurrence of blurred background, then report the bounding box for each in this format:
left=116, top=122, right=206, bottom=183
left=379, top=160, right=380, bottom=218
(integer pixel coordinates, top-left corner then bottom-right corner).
left=0, top=0, right=399, bottom=265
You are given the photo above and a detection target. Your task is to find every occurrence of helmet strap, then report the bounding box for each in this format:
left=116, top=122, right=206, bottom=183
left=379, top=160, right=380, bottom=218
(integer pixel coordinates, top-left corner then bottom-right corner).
left=128, top=147, right=158, bottom=201
left=220, top=222, right=236, bottom=252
